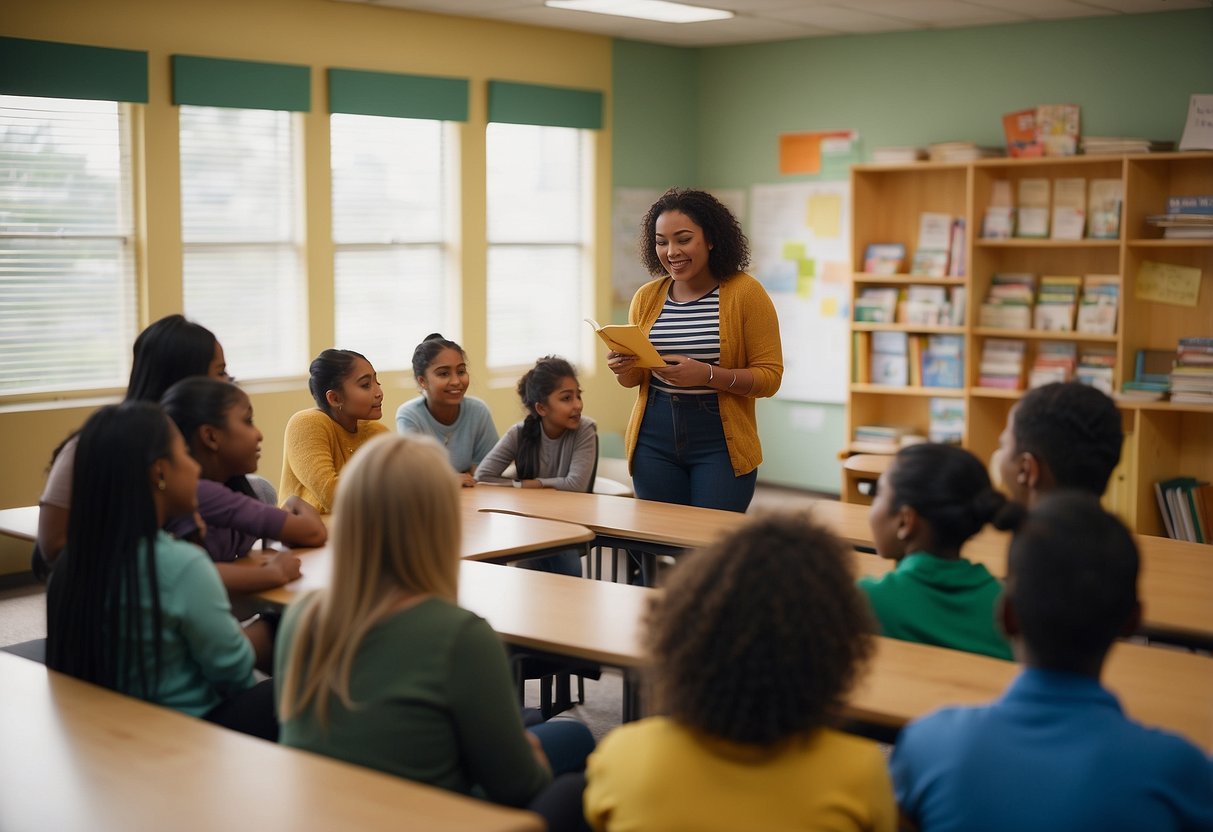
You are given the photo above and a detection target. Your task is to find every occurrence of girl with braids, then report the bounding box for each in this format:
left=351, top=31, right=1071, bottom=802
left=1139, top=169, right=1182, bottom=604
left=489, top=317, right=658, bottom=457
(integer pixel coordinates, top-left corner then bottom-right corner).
left=608, top=187, right=782, bottom=513
left=585, top=513, right=893, bottom=831
left=279, top=349, right=387, bottom=513
left=862, top=442, right=1018, bottom=660
left=47, top=401, right=276, bottom=740
left=475, top=356, right=596, bottom=576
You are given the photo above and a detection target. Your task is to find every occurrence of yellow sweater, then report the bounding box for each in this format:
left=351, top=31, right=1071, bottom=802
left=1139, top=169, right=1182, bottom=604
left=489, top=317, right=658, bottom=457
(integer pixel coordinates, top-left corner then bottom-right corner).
left=584, top=717, right=896, bottom=832
left=623, top=273, right=783, bottom=476
left=278, top=408, right=388, bottom=512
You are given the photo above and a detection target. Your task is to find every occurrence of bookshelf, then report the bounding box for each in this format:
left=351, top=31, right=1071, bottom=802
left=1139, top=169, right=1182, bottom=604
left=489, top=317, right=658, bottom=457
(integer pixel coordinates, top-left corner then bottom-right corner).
left=846, top=152, right=1213, bottom=536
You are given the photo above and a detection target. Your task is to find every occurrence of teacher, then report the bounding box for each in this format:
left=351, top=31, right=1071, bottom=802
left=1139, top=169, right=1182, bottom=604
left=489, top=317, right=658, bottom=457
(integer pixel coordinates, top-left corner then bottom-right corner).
left=609, top=188, right=783, bottom=512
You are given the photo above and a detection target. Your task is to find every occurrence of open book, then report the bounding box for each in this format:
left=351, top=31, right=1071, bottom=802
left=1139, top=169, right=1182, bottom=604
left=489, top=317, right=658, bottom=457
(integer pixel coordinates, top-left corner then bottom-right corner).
left=585, top=319, right=666, bottom=369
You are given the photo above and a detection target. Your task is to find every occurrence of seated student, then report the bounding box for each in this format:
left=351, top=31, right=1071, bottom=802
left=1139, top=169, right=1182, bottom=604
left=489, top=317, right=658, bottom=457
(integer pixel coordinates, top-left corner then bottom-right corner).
left=891, top=492, right=1213, bottom=831
left=37, top=313, right=229, bottom=567
left=994, top=380, right=1123, bottom=506
left=279, top=349, right=388, bottom=513
left=274, top=434, right=595, bottom=829
left=396, top=333, right=499, bottom=487
left=476, top=356, right=597, bottom=577
left=46, top=401, right=276, bottom=741
left=585, top=514, right=895, bottom=832
left=161, top=377, right=326, bottom=593
left=860, top=443, right=1014, bottom=660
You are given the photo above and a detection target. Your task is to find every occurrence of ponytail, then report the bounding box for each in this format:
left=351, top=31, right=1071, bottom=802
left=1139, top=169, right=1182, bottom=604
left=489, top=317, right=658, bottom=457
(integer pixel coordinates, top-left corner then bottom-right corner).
left=886, top=443, right=1009, bottom=550
left=514, top=356, right=577, bottom=481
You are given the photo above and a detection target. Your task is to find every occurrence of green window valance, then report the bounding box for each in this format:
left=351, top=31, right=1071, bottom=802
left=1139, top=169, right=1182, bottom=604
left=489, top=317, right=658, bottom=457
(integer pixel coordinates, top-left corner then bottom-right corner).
left=172, top=55, right=310, bottom=111
left=0, top=37, right=148, bottom=103
left=488, top=80, right=603, bottom=130
left=328, top=68, right=468, bottom=122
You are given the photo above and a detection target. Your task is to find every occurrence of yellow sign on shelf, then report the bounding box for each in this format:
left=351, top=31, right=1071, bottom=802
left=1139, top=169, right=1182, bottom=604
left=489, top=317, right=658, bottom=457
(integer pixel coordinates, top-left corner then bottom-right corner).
left=1135, top=261, right=1202, bottom=307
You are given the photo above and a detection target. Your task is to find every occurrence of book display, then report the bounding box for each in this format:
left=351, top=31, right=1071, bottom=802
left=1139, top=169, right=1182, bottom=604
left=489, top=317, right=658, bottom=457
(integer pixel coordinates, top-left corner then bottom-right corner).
left=847, top=151, right=1213, bottom=536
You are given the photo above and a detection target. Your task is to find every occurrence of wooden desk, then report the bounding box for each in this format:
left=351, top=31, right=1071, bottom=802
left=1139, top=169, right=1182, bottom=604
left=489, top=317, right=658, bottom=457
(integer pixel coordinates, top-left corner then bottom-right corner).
left=0, top=505, right=38, bottom=542
left=0, top=652, right=541, bottom=832
left=255, top=511, right=593, bottom=606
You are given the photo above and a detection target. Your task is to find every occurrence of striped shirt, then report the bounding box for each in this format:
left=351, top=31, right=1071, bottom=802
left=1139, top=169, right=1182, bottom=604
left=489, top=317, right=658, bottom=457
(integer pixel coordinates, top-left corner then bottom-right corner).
left=649, top=286, right=720, bottom=395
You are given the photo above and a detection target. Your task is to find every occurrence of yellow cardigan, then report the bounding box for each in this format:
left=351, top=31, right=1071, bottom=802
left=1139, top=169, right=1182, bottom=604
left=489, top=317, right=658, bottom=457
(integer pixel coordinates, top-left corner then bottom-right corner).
left=279, top=408, right=389, bottom=512
left=623, top=273, right=783, bottom=477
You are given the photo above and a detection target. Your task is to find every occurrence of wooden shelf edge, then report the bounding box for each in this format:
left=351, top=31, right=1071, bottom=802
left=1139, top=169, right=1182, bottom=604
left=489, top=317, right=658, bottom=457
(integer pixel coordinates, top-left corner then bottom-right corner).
left=850, top=384, right=965, bottom=397
left=971, top=328, right=1118, bottom=342
left=853, top=274, right=967, bottom=284
left=974, top=238, right=1120, bottom=248
left=853, top=323, right=966, bottom=334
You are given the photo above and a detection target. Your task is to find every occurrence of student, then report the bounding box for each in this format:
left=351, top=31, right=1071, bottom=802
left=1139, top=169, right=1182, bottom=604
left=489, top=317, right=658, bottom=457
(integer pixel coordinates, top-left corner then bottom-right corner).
left=275, top=433, right=595, bottom=828
left=279, top=349, right=387, bottom=513
left=584, top=514, right=895, bottom=832
left=860, top=443, right=1015, bottom=660
left=46, top=401, right=276, bottom=741
left=607, top=187, right=783, bottom=513
left=37, top=313, right=228, bottom=567
left=396, top=333, right=498, bottom=487
left=891, top=492, right=1213, bottom=831
left=161, top=377, right=325, bottom=593
left=994, top=380, right=1123, bottom=505
left=476, top=356, right=597, bottom=576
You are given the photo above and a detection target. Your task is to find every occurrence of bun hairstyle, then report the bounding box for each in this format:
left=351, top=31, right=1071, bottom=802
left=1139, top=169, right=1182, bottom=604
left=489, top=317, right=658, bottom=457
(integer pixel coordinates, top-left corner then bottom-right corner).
left=515, top=356, right=577, bottom=481
left=410, top=333, right=465, bottom=382
left=308, top=349, right=368, bottom=414
left=639, top=187, right=750, bottom=280
left=885, top=443, right=1022, bottom=549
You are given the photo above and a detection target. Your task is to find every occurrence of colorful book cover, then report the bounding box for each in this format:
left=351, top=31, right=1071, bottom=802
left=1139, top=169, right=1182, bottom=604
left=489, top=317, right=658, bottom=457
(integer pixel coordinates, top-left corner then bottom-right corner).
left=1036, top=103, right=1080, bottom=157
left=1002, top=108, right=1042, bottom=157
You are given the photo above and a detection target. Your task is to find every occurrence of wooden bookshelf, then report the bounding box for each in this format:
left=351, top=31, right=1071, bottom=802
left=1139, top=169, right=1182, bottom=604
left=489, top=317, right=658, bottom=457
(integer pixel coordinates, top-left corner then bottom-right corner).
left=846, top=152, right=1213, bottom=535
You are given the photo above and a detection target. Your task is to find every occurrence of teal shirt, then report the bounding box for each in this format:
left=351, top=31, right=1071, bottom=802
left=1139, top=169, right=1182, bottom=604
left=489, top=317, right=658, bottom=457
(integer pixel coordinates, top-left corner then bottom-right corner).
left=857, top=552, right=1013, bottom=661
left=123, top=531, right=257, bottom=716
left=274, top=595, right=550, bottom=807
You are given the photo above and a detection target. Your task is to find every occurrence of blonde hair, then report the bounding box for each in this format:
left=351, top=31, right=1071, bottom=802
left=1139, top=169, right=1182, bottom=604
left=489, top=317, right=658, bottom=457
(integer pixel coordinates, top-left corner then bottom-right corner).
left=278, top=433, right=461, bottom=727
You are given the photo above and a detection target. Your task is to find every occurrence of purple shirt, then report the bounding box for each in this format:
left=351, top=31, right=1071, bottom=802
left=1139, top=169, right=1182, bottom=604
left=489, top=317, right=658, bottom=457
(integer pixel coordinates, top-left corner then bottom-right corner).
left=168, top=479, right=288, bottom=563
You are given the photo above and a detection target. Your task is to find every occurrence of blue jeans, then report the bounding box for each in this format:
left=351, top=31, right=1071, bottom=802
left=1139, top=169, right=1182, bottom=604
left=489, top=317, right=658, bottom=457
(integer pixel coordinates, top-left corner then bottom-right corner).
left=528, top=718, right=596, bottom=775
left=632, top=388, right=757, bottom=512
left=516, top=548, right=584, bottom=577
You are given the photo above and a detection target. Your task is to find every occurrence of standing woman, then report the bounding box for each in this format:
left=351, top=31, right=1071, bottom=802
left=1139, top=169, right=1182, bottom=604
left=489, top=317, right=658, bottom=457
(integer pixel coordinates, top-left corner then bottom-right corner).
left=396, top=333, right=498, bottom=487
left=47, top=401, right=276, bottom=740
left=280, top=349, right=387, bottom=513
left=609, top=188, right=782, bottom=512
left=36, top=314, right=229, bottom=567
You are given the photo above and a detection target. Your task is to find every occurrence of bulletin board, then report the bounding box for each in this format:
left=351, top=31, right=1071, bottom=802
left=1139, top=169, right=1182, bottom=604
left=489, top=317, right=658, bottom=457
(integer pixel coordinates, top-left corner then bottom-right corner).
left=748, top=181, right=851, bottom=403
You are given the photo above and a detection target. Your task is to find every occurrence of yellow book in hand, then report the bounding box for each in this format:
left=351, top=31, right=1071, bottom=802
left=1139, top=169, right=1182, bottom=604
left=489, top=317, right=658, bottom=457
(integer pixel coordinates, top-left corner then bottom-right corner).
left=584, top=319, right=667, bottom=369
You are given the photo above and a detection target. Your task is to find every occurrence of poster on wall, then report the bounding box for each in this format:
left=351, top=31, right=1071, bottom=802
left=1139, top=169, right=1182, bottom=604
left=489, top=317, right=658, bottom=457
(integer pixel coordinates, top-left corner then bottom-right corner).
left=748, top=181, right=851, bottom=403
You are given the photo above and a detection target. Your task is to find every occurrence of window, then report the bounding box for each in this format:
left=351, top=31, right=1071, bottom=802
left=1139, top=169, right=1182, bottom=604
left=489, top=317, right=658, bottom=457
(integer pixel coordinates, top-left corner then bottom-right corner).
left=331, top=113, right=456, bottom=370
left=179, top=105, right=303, bottom=380
left=486, top=122, right=593, bottom=370
left=0, top=95, right=137, bottom=395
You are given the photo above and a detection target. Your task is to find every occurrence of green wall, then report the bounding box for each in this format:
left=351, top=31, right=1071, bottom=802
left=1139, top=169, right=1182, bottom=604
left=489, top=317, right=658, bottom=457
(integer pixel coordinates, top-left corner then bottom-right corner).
left=612, top=8, right=1213, bottom=493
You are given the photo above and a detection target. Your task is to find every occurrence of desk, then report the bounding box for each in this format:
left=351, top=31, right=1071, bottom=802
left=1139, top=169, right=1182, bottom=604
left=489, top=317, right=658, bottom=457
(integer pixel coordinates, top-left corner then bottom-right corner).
left=259, top=561, right=1213, bottom=751
left=0, top=506, right=38, bottom=542
left=255, top=511, right=593, bottom=607
left=0, top=652, right=541, bottom=832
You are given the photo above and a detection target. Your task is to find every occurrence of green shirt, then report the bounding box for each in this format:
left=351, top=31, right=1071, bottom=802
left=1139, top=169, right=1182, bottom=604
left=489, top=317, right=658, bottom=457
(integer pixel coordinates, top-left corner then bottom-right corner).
left=857, top=552, right=1013, bottom=661
left=274, top=595, right=550, bottom=807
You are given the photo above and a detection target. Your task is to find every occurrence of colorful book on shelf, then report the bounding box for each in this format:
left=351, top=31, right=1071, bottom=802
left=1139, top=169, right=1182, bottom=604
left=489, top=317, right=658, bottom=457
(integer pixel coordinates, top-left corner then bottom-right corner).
left=863, top=243, right=907, bottom=274
left=921, top=335, right=964, bottom=388
left=928, top=397, right=965, bottom=444
left=1033, top=275, right=1081, bottom=332
left=982, top=180, right=1015, bottom=239
left=1169, top=340, right=1213, bottom=404
left=1075, top=274, right=1120, bottom=335
left=978, top=338, right=1027, bottom=390
left=947, top=218, right=966, bottom=277
left=852, top=424, right=922, bottom=454
left=909, top=250, right=949, bottom=277
left=1035, top=103, right=1080, bottom=156
left=1016, top=178, right=1050, bottom=238
left=902, top=284, right=948, bottom=325
left=979, top=273, right=1036, bottom=330
left=1077, top=345, right=1116, bottom=395
left=1154, top=477, right=1213, bottom=543
left=1050, top=178, right=1086, bottom=241
left=1166, top=195, right=1213, bottom=215
left=1003, top=109, right=1042, bottom=158
left=854, top=287, right=900, bottom=323
left=1088, top=179, right=1123, bottom=239
left=870, top=331, right=909, bottom=387
left=1028, top=341, right=1077, bottom=388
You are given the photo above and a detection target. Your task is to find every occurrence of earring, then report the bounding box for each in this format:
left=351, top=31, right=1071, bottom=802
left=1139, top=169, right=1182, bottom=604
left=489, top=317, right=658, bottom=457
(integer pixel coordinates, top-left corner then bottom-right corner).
left=158, top=477, right=167, bottom=492
left=896, top=529, right=907, bottom=541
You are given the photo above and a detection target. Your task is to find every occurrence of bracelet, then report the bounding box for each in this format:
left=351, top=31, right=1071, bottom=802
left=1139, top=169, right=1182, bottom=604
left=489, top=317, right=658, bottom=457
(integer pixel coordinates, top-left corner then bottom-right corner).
left=707, top=363, right=714, bottom=384
left=728, top=371, right=738, bottom=389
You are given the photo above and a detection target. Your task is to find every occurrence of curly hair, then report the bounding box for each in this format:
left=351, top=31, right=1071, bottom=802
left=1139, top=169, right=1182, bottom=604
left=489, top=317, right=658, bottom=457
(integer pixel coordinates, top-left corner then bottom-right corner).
left=639, top=188, right=750, bottom=279
left=646, top=512, right=875, bottom=746
left=1011, top=382, right=1122, bottom=496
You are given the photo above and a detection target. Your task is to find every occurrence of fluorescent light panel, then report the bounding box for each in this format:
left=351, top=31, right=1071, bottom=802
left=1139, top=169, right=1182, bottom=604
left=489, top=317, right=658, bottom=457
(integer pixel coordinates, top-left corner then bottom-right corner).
left=544, top=0, right=734, bottom=24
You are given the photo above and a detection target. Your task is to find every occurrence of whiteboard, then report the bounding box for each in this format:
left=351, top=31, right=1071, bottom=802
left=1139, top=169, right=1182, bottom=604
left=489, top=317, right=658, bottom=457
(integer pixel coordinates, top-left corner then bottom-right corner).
left=748, top=182, right=851, bottom=403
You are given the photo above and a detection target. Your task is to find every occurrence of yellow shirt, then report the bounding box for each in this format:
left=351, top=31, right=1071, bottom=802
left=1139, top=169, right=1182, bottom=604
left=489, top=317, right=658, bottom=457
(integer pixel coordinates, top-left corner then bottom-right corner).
left=623, top=273, right=783, bottom=477
left=278, top=408, right=388, bottom=512
left=584, top=717, right=895, bottom=832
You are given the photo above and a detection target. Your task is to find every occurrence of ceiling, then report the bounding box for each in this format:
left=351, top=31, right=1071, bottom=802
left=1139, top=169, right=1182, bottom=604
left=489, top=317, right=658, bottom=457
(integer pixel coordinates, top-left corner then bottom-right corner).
left=334, top=0, right=1211, bottom=46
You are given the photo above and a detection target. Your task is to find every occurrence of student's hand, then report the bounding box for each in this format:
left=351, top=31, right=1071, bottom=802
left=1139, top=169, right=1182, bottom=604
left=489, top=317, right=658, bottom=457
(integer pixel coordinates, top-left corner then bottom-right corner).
left=606, top=351, right=638, bottom=376
left=265, top=550, right=302, bottom=584
left=524, top=729, right=552, bottom=775
left=193, top=511, right=208, bottom=539
left=459, top=472, right=477, bottom=488
left=652, top=354, right=709, bottom=387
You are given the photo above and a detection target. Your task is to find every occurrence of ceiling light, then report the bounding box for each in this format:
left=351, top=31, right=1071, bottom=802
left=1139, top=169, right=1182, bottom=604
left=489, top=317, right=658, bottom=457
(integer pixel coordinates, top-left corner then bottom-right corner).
left=545, top=0, right=734, bottom=24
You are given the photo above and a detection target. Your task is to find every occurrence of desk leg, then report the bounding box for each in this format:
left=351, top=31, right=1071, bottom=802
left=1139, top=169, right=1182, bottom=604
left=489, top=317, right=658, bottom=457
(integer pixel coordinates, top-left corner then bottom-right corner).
left=621, top=669, right=642, bottom=723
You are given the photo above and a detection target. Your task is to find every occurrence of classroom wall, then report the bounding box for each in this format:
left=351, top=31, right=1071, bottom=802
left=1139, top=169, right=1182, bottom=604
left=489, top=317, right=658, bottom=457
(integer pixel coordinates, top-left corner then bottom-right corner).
left=0, top=0, right=618, bottom=573
left=611, top=8, right=1213, bottom=493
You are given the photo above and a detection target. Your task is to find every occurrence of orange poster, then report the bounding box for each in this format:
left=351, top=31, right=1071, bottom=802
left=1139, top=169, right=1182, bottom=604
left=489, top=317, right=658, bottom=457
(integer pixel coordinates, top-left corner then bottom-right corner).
left=779, top=130, right=855, bottom=175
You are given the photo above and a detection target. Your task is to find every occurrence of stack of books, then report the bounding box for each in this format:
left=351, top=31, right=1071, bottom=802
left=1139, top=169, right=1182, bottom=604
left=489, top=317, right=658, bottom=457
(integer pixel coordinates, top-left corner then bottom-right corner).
left=1080, top=137, right=1173, bottom=154
left=1076, top=345, right=1116, bottom=395
left=979, top=273, right=1036, bottom=329
left=928, top=398, right=964, bottom=445
left=1033, top=275, right=1081, bottom=332
left=927, top=141, right=1002, bottom=162
left=852, top=424, right=922, bottom=454
left=1154, top=477, right=1212, bottom=543
left=871, top=146, right=926, bottom=164
left=1002, top=105, right=1080, bottom=157
left=1028, top=341, right=1077, bottom=388
left=1075, top=274, right=1120, bottom=335
left=1120, top=348, right=1173, bottom=402
left=1147, top=195, right=1213, bottom=239
left=1170, top=337, right=1213, bottom=406
left=854, top=287, right=899, bottom=323
left=863, top=243, right=906, bottom=274
left=978, top=338, right=1027, bottom=390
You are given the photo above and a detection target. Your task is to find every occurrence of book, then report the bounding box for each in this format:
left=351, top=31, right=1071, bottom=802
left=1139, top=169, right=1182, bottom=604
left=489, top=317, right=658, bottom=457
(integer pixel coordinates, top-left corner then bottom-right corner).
left=928, top=397, right=964, bottom=444
left=921, top=335, right=964, bottom=388
left=1178, top=94, right=1213, bottom=152
left=870, top=331, right=909, bottom=387
left=1166, top=195, right=1213, bottom=215
left=903, top=284, right=948, bottom=325
left=1028, top=340, right=1077, bottom=388
left=854, top=287, right=900, bottom=323
left=979, top=338, right=1027, bottom=390
left=1088, top=179, right=1123, bottom=239
left=909, top=250, right=948, bottom=278
left=908, top=335, right=924, bottom=387
left=852, top=424, right=922, bottom=453
left=917, top=212, right=954, bottom=251
left=1080, top=136, right=1172, bottom=154
left=926, top=141, right=1002, bottom=162
left=1076, top=345, right=1116, bottom=395
left=1035, top=103, right=1080, bottom=156
left=863, top=243, right=906, bottom=274
left=871, top=146, right=926, bottom=163
left=584, top=319, right=665, bottom=368
left=1075, top=274, right=1120, bottom=335
left=979, top=273, right=1036, bottom=330
left=947, top=218, right=966, bottom=277
left=982, top=180, right=1015, bottom=239
left=1050, top=178, right=1086, bottom=241
left=1002, top=109, right=1042, bottom=158
left=1016, top=178, right=1050, bottom=238
left=1034, top=275, right=1081, bottom=332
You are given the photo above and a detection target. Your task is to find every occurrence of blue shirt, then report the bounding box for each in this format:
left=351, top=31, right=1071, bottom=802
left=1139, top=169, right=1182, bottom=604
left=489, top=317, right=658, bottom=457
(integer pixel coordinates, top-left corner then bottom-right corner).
left=892, top=668, right=1213, bottom=832
left=395, top=395, right=499, bottom=475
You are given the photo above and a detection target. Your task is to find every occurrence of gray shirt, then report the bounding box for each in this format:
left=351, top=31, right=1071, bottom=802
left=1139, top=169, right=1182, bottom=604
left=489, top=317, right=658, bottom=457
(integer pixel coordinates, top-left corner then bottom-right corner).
left=475, top=417, right=597, bottom=492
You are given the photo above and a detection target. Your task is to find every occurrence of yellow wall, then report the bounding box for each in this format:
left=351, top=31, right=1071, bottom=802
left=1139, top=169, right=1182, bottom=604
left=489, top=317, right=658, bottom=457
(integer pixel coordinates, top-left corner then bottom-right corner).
left=0, top=0, right=633, bottom=539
